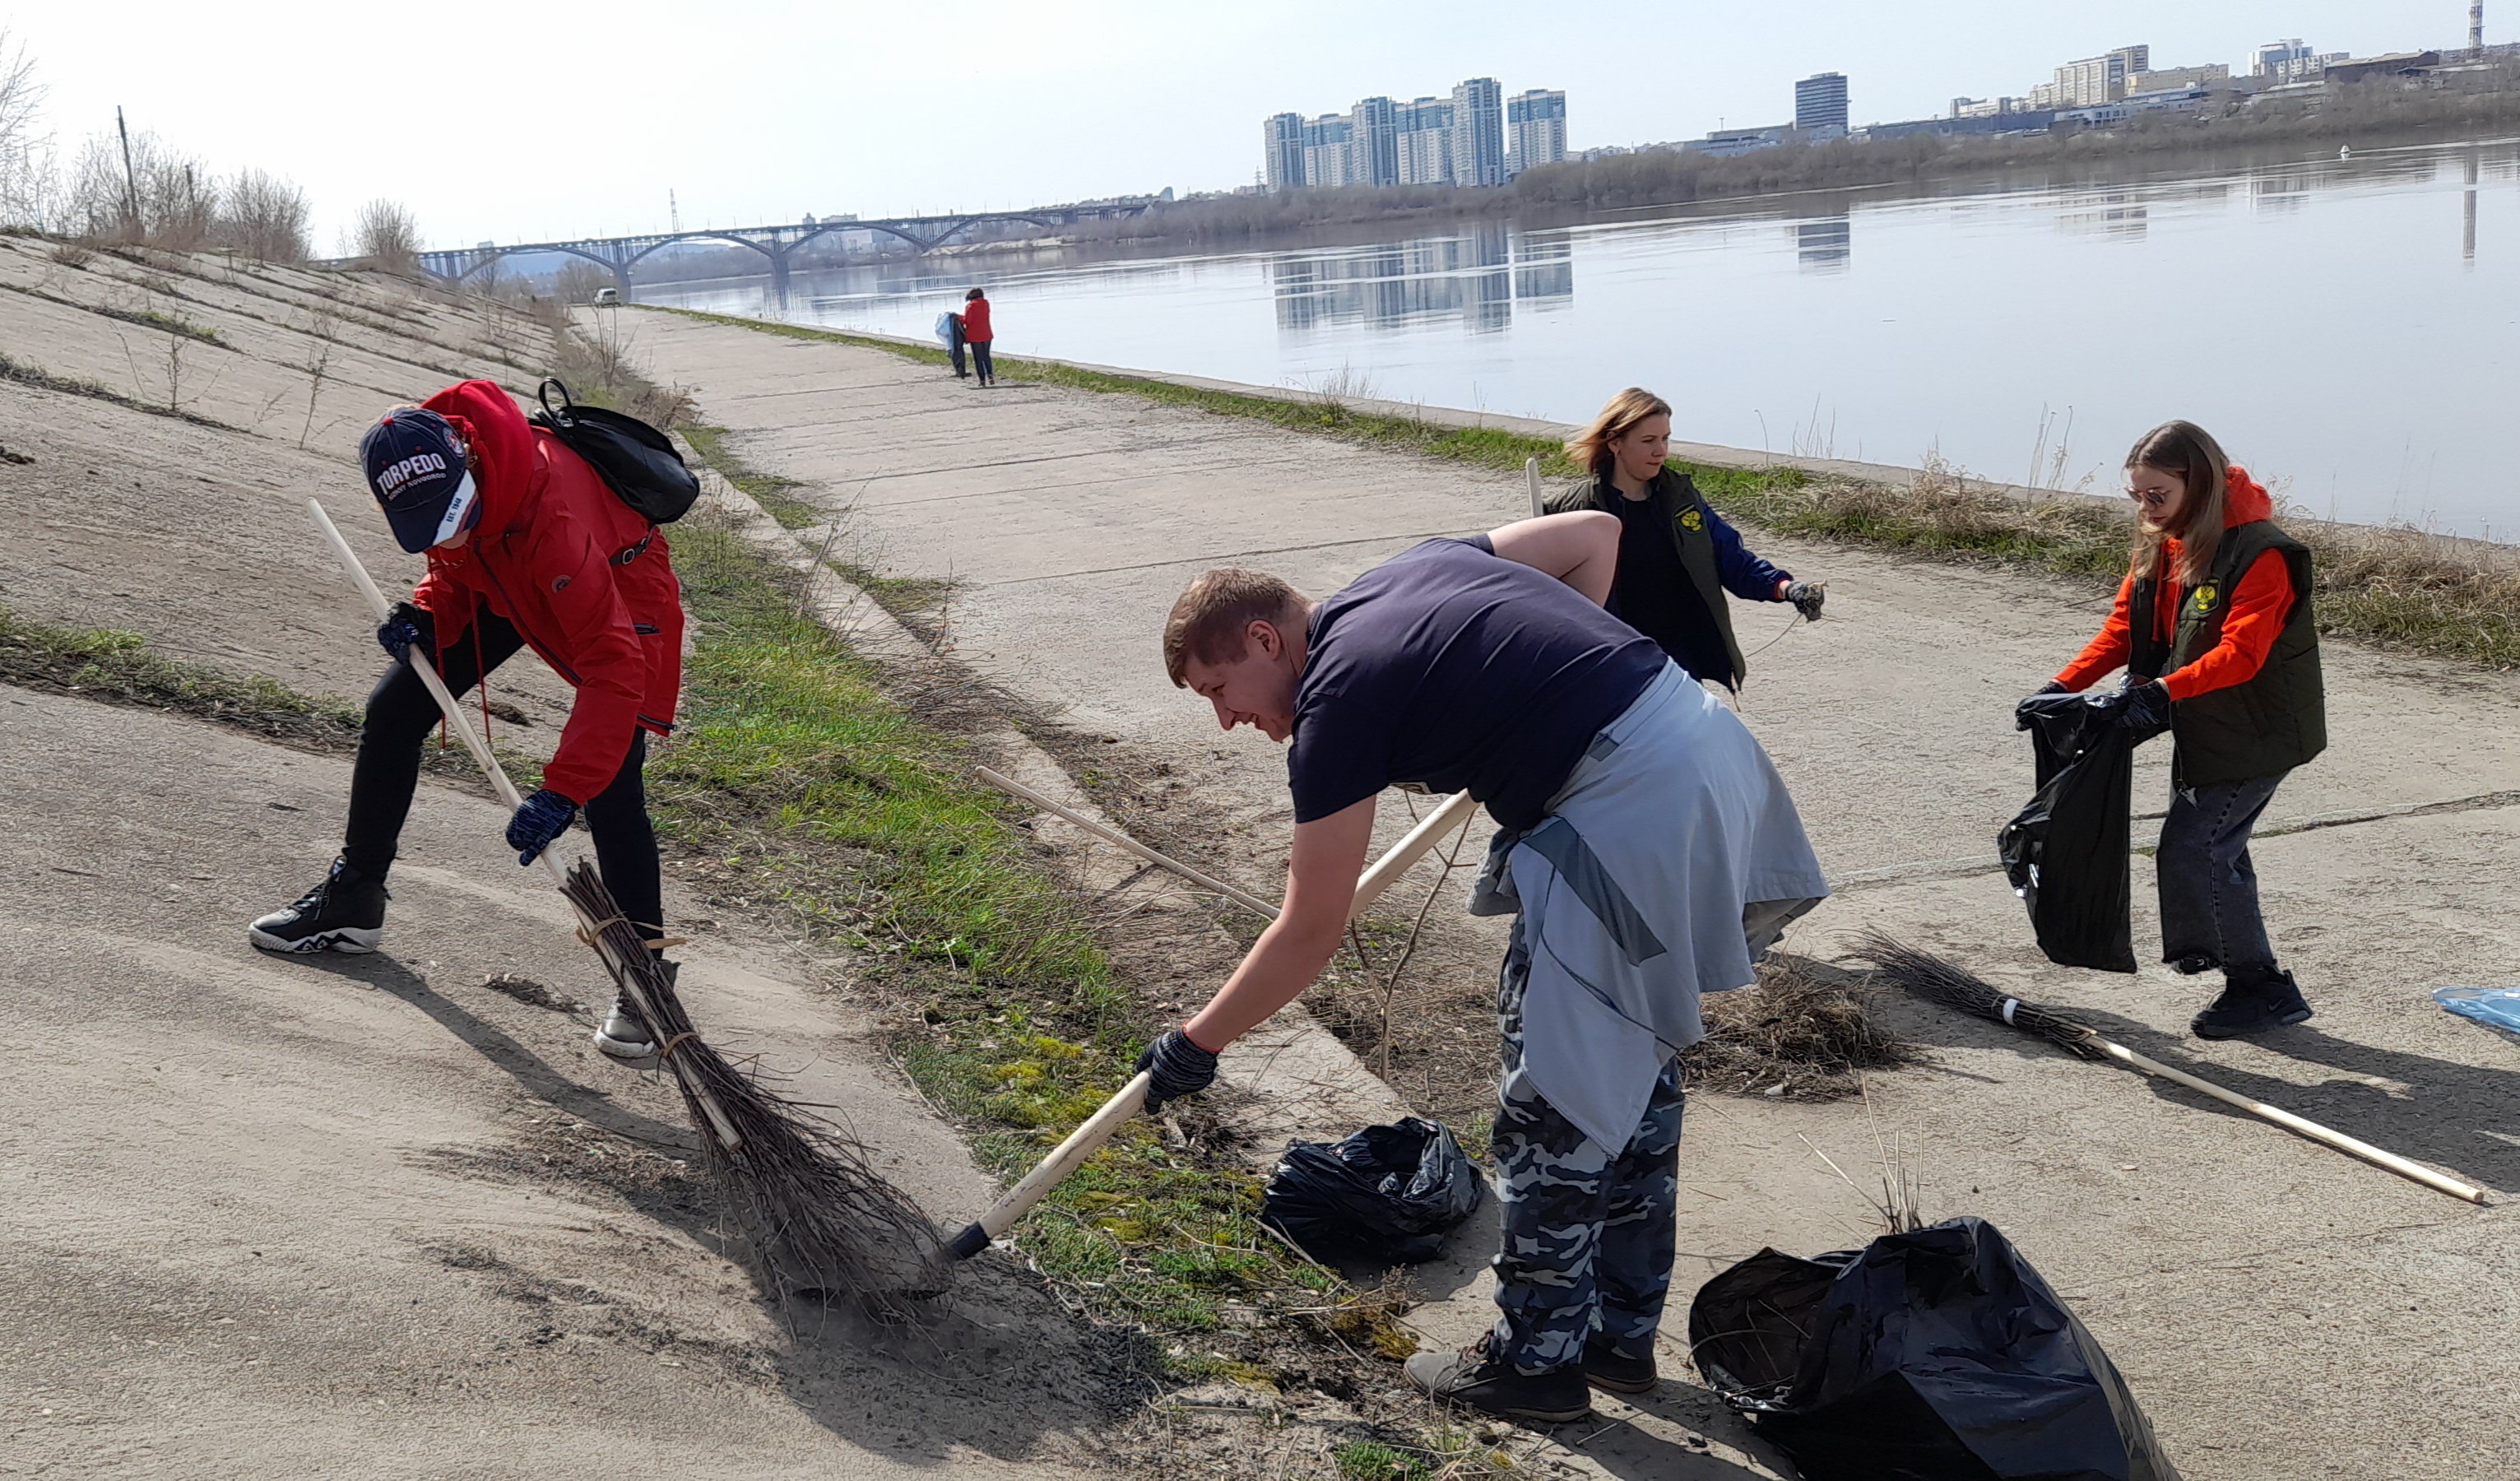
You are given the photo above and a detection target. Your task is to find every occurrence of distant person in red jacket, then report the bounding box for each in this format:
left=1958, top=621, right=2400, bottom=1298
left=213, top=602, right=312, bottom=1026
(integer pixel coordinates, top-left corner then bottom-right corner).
left=961, top=286, right=995, bottom=387
left=2028, top=420, right=2326, bottom=1039
left=250, top=380, right=687, bottom=1063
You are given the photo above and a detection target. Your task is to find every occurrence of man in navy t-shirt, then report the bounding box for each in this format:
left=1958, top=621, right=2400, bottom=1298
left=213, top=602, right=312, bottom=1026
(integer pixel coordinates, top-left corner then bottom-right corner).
left=1138, top=512, right=1826, bottom=1424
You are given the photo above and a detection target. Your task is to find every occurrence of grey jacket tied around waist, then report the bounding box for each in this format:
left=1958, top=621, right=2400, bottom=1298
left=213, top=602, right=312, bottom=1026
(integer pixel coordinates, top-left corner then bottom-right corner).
left=1469, top=662, right=1828, bottom=1149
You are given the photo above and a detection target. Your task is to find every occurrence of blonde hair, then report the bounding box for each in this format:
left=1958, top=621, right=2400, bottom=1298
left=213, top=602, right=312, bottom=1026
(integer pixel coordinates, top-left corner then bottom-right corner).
left=2127, top=420, right=2230, bottom=588
left=1163, top=569, right=1306, bottom=685
left=1566, top=388, right=1673, bottom=481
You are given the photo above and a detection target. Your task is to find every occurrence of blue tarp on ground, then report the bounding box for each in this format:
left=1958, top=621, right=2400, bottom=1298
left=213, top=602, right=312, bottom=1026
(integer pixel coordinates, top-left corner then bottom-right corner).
left=2433, top=987, right=2520, bottom=1037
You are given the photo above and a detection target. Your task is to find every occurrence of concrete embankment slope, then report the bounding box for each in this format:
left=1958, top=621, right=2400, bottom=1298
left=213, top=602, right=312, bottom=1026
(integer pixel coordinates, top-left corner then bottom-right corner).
left=0, top=249, right=1114, bottom=1479
left=623, top=304, right=2520, bottom=1481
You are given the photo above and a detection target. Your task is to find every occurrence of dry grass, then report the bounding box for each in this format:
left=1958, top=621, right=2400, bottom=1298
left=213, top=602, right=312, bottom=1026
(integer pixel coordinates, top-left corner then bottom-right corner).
left=1682, top=953, right=1913, bottom=1099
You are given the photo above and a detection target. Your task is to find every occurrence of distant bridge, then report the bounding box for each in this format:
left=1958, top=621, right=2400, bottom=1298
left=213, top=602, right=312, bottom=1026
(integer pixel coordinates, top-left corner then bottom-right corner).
left=405, top=198, right=1166, bottom=298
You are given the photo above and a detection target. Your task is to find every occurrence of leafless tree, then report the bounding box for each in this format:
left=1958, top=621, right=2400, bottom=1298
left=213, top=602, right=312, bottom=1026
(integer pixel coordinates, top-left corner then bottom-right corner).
left=217, top=169, right=310, bottom=262
left=350, top=198, right=420, bottom=273
left=0, top=27, right=53, bottom=227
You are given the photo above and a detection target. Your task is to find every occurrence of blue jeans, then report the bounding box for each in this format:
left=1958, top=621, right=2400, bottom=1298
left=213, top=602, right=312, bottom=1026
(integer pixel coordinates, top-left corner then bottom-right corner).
left=970, top=341, right=995, bottom=383
left=2156, top=771, right=2288, bottom=971
left=1489, top=922, right=1685, bottom=1374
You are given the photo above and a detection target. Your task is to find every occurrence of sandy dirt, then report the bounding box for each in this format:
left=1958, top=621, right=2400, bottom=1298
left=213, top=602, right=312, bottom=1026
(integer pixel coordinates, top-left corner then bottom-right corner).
left=1, top=254, right=1133, bottom=1479
left=621, top=306, right=2520, bottom=1481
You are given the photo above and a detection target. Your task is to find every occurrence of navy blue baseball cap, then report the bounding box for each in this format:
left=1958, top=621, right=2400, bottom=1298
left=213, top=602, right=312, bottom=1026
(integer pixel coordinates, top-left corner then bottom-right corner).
left=360, top=408, right=481, bottom=553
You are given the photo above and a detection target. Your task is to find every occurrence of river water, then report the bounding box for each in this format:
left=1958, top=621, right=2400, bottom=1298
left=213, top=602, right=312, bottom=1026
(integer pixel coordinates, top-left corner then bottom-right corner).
left=639, top=139, right=2520, bottom=537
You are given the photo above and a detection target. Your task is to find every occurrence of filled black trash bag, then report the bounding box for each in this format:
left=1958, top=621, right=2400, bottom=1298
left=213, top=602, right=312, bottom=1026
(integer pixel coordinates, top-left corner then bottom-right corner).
left=2002, top=694, right=2138, bottom=973
left=1689, top=1217, right=2179, bottom=1481
left=1260, top=1117, right=1482, bottom=1265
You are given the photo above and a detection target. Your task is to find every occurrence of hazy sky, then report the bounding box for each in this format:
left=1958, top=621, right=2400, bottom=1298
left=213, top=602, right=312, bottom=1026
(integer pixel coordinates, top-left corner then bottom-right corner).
left=7, top=2, right=2467, bottom=249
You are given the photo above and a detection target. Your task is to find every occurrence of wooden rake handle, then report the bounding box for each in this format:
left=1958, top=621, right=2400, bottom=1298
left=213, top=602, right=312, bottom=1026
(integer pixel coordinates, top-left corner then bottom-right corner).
left=306, top=498, right=741, bottom=1152
left=946, top=776, right=1483, bottom=1258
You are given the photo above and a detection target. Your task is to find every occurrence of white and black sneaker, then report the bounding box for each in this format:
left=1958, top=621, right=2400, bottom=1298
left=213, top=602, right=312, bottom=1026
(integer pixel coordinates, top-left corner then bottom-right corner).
left=592, top=959, right=672, bottom=1061
left=248, top=860, right=388, bottom=954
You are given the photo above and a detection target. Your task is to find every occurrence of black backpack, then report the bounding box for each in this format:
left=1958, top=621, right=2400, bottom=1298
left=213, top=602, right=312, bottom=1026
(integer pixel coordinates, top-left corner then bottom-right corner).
left=528, top=378, right=700, bottom=526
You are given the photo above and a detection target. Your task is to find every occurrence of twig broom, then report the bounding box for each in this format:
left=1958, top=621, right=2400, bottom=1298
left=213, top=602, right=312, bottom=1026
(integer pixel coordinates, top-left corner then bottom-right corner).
left=309, top=498, right=948, bottom=1313
left=1852, top=930, right=2486, bottom=1205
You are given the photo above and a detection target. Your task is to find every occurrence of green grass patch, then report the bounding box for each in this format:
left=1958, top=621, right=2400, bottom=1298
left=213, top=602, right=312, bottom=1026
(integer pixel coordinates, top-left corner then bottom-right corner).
left=830, top=559, right=954, bottom=619
left=0, top=600, right=362, bottom=744
left=90, top=302, right=225, bottom=344
left=681, top=421, right=819, bottom=528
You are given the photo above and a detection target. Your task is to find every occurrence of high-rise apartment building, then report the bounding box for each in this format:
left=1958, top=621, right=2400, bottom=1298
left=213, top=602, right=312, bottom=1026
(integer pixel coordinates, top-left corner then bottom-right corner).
left=1794, top=72, right=1849, bottom=133
left=1300, top=114, right=1354, bottom=188
left=1450, top=77, right=1507, bottom=188
left=1260, top=113, right=1305, bottom=192
left=2044, top=44, right=2151, bottom=107
left=1397, top=96, right=1455, bottom=185
left=1349, top=96, right=1400, bottom=188
left=1505, top=89, right=1568, bottom=176
left=2254, top=38, right=2313, bottom=76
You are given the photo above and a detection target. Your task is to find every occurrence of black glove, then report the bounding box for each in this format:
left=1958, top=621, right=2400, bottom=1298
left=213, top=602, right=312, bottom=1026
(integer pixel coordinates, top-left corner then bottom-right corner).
left=378, top=600, right=434, bottom=663
left=2015, top=680, right=2072, bottom=730
left=1782, top=581, right=1825, bottom=621
left=2111, top=679, right=2174, bottom=741
left=504, top=788, right=578, bottom=865
left=1135, top=1028, right=1219, bottom=1114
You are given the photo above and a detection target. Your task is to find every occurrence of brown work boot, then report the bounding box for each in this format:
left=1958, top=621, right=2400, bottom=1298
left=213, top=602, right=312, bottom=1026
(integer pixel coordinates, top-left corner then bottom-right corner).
left=1405, top=1334, right=1592, bottom=1424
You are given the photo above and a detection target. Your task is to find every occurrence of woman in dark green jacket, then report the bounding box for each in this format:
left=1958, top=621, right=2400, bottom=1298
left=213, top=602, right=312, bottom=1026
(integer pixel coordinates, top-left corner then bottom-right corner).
left=1545, top=388, right=1822, bottom=690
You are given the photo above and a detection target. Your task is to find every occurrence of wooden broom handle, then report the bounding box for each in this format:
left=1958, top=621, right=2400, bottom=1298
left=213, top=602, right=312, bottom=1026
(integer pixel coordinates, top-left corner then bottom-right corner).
left=946, top=780, right=1482, bottom=1256
left=2095, top=1037, right=2486, bottom=1205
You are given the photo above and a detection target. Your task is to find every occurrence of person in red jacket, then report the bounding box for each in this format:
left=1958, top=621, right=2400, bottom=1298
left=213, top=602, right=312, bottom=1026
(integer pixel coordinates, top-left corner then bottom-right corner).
left=2028, top=420, right=2327, bottom=1038
left=961, top=286, right=995, bottom=387
left=250, top=380, right=686, bottom=1061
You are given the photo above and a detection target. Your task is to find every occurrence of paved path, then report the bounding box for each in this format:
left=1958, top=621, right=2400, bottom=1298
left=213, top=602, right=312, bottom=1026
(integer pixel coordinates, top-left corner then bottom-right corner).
left=625, top=307, right=2520, bottom=1481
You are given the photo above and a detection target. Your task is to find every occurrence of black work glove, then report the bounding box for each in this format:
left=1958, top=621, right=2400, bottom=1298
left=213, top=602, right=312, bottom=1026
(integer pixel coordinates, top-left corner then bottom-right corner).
left=378, top=600, right=434, bottom=663
left=1781, top=580, right=1825, bottom=621
left=2015, top=680, right=2072, bottom=730
left=504, top=788, right=578, bottom=866
left=2110, top=679, right=2174, bottom=741
left=1135, top=1028, right=1220, bottom=1114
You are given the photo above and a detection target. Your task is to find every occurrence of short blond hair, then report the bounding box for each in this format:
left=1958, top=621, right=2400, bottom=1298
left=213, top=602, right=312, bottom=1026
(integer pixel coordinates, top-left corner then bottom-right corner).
left=1163, top=569, right=1305, bottom=686
left=1566, top=388, right=1673, bottom=479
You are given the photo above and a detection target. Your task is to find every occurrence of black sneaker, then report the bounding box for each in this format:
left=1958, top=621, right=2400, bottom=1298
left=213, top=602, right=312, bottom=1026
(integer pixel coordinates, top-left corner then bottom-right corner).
left=1405, top=1335, right=1592, bottom=1424
left=1581, top=1335, right=1658, bottom=1395
left=248, top=860, right=387, bottom=954
left=592, top=959, right=674, bottom=1061
left=2193, top=967, right=2313, bottom=1039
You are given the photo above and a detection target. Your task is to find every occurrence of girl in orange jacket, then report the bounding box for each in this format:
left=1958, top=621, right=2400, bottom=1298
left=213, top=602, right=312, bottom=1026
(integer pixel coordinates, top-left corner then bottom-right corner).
left=2035, top=420, right=2327, bottom=1039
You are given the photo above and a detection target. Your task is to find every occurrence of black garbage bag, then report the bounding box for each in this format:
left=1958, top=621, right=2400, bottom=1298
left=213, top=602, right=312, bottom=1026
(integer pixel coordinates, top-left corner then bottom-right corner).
left=1260, top=1117, right=1482, bottom=1265
left=1689, top=1217, right=2179, bottom=1481
left=2001, top=694, right=2138, bottom=973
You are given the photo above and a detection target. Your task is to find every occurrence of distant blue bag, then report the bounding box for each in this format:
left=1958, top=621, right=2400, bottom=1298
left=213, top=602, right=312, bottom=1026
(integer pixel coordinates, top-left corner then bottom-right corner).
left=935, top=312, right=957, bottom=346
left=2433, top=987, right=2520, bottom=1037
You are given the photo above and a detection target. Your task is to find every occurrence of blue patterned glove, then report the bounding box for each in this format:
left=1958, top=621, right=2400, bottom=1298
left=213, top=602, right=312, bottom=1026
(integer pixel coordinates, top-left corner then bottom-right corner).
left=2114, top=679, right=2173, bottom=740
left=504, top=789, right=578, bottom=865
left=378, top=601, right=433, bottom=663
left=1782, top=581, right=1825, bottom=621
left=1135, top=1028, right=1220, bottom=1113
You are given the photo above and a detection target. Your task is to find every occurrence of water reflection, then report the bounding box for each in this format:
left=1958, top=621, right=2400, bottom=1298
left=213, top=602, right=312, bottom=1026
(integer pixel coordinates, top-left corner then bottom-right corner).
left=1267, top=225, right=1567, bottom=334
left=2058, top=189, right=2147, bottom=239
left=2466, top=151, right=2480, bottom=267
left=1795, top=214, right=1851, bottom=272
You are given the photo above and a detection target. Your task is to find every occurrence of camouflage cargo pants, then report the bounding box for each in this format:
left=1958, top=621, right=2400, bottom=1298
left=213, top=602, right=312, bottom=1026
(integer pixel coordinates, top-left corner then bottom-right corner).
left=1489, top=920, right=1687, bottom=1375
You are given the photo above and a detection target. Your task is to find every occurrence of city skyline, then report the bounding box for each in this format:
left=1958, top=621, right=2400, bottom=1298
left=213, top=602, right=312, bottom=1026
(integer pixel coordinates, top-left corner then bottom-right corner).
left=7, top=2, right=2472, bottom=245
left=1261, top=77, right=1563, bottom=191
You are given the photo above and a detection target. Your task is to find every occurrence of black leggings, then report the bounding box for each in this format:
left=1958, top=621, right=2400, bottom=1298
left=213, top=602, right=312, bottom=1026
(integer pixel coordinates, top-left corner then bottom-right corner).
left=970, top=341, right=995, bottom=383
left=341, top=612, right=665, bottom=945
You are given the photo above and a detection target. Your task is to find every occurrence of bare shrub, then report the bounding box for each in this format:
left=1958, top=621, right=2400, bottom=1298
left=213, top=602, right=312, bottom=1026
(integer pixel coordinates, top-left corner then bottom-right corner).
left=551, top=258, right=611, bottom=304
left=349, top=198, right=420, bottom=273
left=216, top=169, right=310, bottom=262
left=0, top=26, right=48, bottom=228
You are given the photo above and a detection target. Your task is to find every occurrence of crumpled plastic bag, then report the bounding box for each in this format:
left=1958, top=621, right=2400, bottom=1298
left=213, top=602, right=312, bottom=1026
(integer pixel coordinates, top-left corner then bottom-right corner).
left=2003, top=693, right=2139, bottom=973
left=1689, top=1216, right=2180, bottom=1481
left=1260, top=1117, right=1482, bottom=1265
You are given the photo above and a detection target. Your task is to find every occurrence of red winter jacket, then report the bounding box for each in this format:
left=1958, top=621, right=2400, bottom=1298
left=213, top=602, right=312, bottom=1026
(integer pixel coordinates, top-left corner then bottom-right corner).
left=411, top=380, right=685, bottom=805
left=961, top=296, right=993, bottom=343
left=2055, top=467, right=2297, bottom=703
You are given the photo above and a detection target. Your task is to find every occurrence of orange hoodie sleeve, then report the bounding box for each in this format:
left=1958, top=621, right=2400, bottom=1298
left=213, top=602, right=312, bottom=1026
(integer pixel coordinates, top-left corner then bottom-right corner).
left=2159, top=549, right=2295, bottom=702
left=2053, top=573, right=2136, bottom=692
